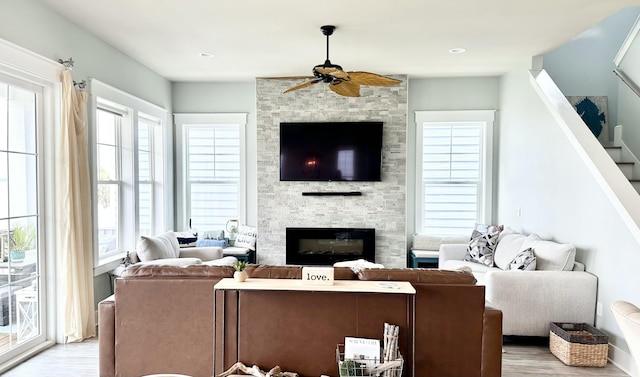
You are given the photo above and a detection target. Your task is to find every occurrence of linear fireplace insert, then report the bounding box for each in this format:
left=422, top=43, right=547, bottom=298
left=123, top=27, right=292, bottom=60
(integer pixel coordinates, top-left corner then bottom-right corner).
left=286, top=227, right=375, bottom=265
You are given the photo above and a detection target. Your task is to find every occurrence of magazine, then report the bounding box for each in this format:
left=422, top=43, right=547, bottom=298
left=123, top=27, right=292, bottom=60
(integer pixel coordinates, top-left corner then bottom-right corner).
left=344, top=337, right=380, bottom=372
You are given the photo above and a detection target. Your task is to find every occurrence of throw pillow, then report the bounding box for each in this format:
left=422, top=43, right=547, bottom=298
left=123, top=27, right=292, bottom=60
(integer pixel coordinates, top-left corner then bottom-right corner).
left=526, top=238, right=576, bottom=271
left=234, top=225, right=257, bottom=251
left=493, top=231, right=527, bottom=270
left=200, top=230, right=225, bottom=240
left=464, top=223, right=503, bottom=267
left=333, top=259, right=384, bottom=274
left=136, top=232, right=180, bottom=262
left=174, top=231, right=198, bottom=245
left=506, top=248, right=537, bottom=271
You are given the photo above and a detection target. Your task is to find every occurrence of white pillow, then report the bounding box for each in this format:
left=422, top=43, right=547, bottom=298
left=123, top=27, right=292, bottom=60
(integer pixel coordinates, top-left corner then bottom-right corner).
left=333, top=259, right=384, bottom=273
left=528, top=238, right=576, bottom=271
left=493, top=232, right=527, bottom=270
left=136, top=232, right=180, bottom=262
left=234, top=225, right=257, bottom=251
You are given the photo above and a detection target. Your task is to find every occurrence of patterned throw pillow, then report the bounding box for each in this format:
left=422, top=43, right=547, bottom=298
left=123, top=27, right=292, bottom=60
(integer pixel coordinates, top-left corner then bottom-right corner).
left=507, top=248, right=537, bottom=271
left=465, top=224, right=503, bottom=267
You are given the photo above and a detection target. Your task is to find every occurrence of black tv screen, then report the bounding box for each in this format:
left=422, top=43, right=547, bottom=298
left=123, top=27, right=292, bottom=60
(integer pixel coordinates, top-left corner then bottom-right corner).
left=280, top=121, right=383, bottom=181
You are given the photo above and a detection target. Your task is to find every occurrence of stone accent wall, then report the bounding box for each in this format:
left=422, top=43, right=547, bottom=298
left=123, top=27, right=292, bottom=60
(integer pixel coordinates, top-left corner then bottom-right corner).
left=256, top=77, right=408, bottom=267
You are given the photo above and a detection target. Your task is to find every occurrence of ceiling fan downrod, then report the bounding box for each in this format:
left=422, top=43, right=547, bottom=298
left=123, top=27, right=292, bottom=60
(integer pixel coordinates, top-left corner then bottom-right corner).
left=321, top=25, right=335, bottom=66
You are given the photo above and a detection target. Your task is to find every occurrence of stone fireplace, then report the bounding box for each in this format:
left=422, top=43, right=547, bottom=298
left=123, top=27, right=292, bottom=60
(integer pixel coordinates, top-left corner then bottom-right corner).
left=286, top=227, right=375, bottom=265
left=256, top=77, right=408, bottom=267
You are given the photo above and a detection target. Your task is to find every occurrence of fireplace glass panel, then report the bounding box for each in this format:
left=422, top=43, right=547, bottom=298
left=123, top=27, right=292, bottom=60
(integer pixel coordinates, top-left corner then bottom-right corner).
left=286, top=228, right=375, bottom=265
left=298, top=238, right=364, bottom=257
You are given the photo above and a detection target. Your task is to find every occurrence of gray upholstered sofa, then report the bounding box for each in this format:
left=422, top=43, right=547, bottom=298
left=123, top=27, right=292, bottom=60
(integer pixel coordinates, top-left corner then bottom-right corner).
left=439, top=227, right=598, bottom=336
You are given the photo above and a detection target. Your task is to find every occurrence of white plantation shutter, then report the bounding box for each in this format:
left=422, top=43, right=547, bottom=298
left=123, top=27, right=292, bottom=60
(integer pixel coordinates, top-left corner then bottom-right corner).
left=187, top=125, right=240, bottom=230
left=175, top=114, right=247, bottom=233
left=415, top=111, right=494, bottom=236
left=422, top=124, right=481, bottom=235
left=137, top=116, right=157, bottom=237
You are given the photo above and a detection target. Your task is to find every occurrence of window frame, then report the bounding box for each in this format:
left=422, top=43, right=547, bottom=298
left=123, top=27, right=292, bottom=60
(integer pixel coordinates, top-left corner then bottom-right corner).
left=0, top=37, right=62, bottom=348
left=89, top=79, right=168, bottom=274
left=0, top=73, right=47, bottom=354
left=136, top=114, right=161, bottom=237
left=174, top=113, right=247, bottom=232
left=414, top=110, right=495, bottom=236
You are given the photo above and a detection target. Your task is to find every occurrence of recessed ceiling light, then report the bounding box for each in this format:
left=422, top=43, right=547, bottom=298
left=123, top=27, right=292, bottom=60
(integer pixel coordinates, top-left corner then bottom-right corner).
left=199, top=52, right=215, bottom=58
left=449, top=48, right=467, bottom=54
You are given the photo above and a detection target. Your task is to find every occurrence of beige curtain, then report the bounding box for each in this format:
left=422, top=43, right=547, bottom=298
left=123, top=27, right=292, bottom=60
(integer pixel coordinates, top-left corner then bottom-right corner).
left=58, top=69, right=95, bottom=342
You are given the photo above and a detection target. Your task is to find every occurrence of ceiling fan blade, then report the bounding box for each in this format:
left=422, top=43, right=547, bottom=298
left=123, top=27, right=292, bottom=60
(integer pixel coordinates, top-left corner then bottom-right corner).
left=315, top=66, right=350, bottom=80
left=283, top=78, right=323, bottom=94
left=329, top=80, right=361, bottom=97
left=259, top=76, right=315, bottom=80
left=348, top=71, right=402, bottom=87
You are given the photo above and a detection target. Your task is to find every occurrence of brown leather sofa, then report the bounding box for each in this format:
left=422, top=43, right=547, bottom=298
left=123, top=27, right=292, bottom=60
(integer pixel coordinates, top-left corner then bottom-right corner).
left=99, top=265, right=502, bottom=377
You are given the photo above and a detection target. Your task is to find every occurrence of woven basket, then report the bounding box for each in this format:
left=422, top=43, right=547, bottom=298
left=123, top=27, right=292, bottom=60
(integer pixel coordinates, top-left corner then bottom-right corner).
left=549, top=322, right=608, bottom=367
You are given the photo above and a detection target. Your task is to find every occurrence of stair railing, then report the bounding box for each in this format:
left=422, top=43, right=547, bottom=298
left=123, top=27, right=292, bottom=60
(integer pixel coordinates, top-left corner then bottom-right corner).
left=614, top=68, right=640, bottom=98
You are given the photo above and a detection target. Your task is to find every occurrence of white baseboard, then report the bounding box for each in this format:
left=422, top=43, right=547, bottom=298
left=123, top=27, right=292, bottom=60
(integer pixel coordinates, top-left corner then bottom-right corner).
left=609, top=342, right=637, bottom=377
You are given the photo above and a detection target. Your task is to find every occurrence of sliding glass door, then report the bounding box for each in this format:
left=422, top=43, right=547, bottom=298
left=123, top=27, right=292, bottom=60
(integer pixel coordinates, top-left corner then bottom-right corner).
left=0, top=75, right=44, bottom=357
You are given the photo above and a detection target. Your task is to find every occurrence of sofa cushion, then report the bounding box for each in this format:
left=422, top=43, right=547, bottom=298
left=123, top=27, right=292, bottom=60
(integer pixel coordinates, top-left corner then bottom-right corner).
left=137, top=257, right=202, bottom=267
left=234, top=225, right=257, bottom=251
left=506, top=248, right=537, bottom=271
left=202, top=256, right=238, bottom=266
left=245, top=265, right=302, bottom=279
left=493, top=231, right=527, bottom=270
left=412, top=234, right=469, bottom=251
left=136, top=232, right=180, bottom=262
left=527, top=238, right=576, bottom=271
left=357, top=268, right=477, bottom=285
left=121, top=264, right=236, bottom=278
left=465, top=224, right=502, bottom=267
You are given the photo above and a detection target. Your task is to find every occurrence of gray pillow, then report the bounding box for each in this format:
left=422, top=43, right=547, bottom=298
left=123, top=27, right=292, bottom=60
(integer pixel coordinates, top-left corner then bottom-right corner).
left=136, top=232, right=180, bottom=262
left=507, top=248, right=537, bottom=271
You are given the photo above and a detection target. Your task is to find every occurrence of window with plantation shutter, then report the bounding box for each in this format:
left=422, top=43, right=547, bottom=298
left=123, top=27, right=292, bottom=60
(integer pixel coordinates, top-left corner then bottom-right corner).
left=415, top=111, right=494, bottom=236
left=175, top=114, right=247, bottom=232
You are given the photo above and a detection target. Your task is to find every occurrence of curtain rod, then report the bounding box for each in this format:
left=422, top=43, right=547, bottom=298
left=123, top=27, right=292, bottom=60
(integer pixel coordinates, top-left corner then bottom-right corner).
left=58, top=57, right=86, bottom=89
left=57, top=57, right=74, bottom=69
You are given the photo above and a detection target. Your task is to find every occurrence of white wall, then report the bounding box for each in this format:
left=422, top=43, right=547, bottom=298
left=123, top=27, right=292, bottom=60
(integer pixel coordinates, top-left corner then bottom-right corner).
left=407, top=78, right=501, bottom=243
left=171, top=82, right=258, bottom=227
left=543, top=7, right=640, bottom=135
left=498, top=66, right=640, bottom=367
left=0, top=0, right=173, bottom=306
left=0, top=0, right=172, bottom=109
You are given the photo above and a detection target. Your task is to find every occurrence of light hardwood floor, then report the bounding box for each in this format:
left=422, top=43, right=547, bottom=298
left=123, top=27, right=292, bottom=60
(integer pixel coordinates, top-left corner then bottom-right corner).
left=0, top=338, right=631, bottom=376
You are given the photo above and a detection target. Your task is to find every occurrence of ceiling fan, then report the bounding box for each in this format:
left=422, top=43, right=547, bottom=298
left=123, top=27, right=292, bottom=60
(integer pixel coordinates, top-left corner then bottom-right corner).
left=280, top=25, right=402, bottom=97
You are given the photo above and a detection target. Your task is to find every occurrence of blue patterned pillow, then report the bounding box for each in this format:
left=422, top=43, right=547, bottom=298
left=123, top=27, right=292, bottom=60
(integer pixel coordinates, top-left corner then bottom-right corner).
left=507, top=248, right=537, bottom=271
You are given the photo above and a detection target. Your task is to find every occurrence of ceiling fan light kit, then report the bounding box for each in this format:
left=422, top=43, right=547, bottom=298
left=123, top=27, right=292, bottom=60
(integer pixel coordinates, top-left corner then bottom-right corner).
left=282, top=25, right=402, bottom=97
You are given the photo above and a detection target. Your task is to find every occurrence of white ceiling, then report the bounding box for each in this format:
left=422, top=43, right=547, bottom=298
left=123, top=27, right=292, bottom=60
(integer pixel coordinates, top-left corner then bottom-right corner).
left=39, top=0, right=640, bottom=82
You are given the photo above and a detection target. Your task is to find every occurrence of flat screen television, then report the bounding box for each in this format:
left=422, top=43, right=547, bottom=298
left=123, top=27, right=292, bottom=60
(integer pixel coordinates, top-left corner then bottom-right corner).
left=280, top=121, right=383, bottom=181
